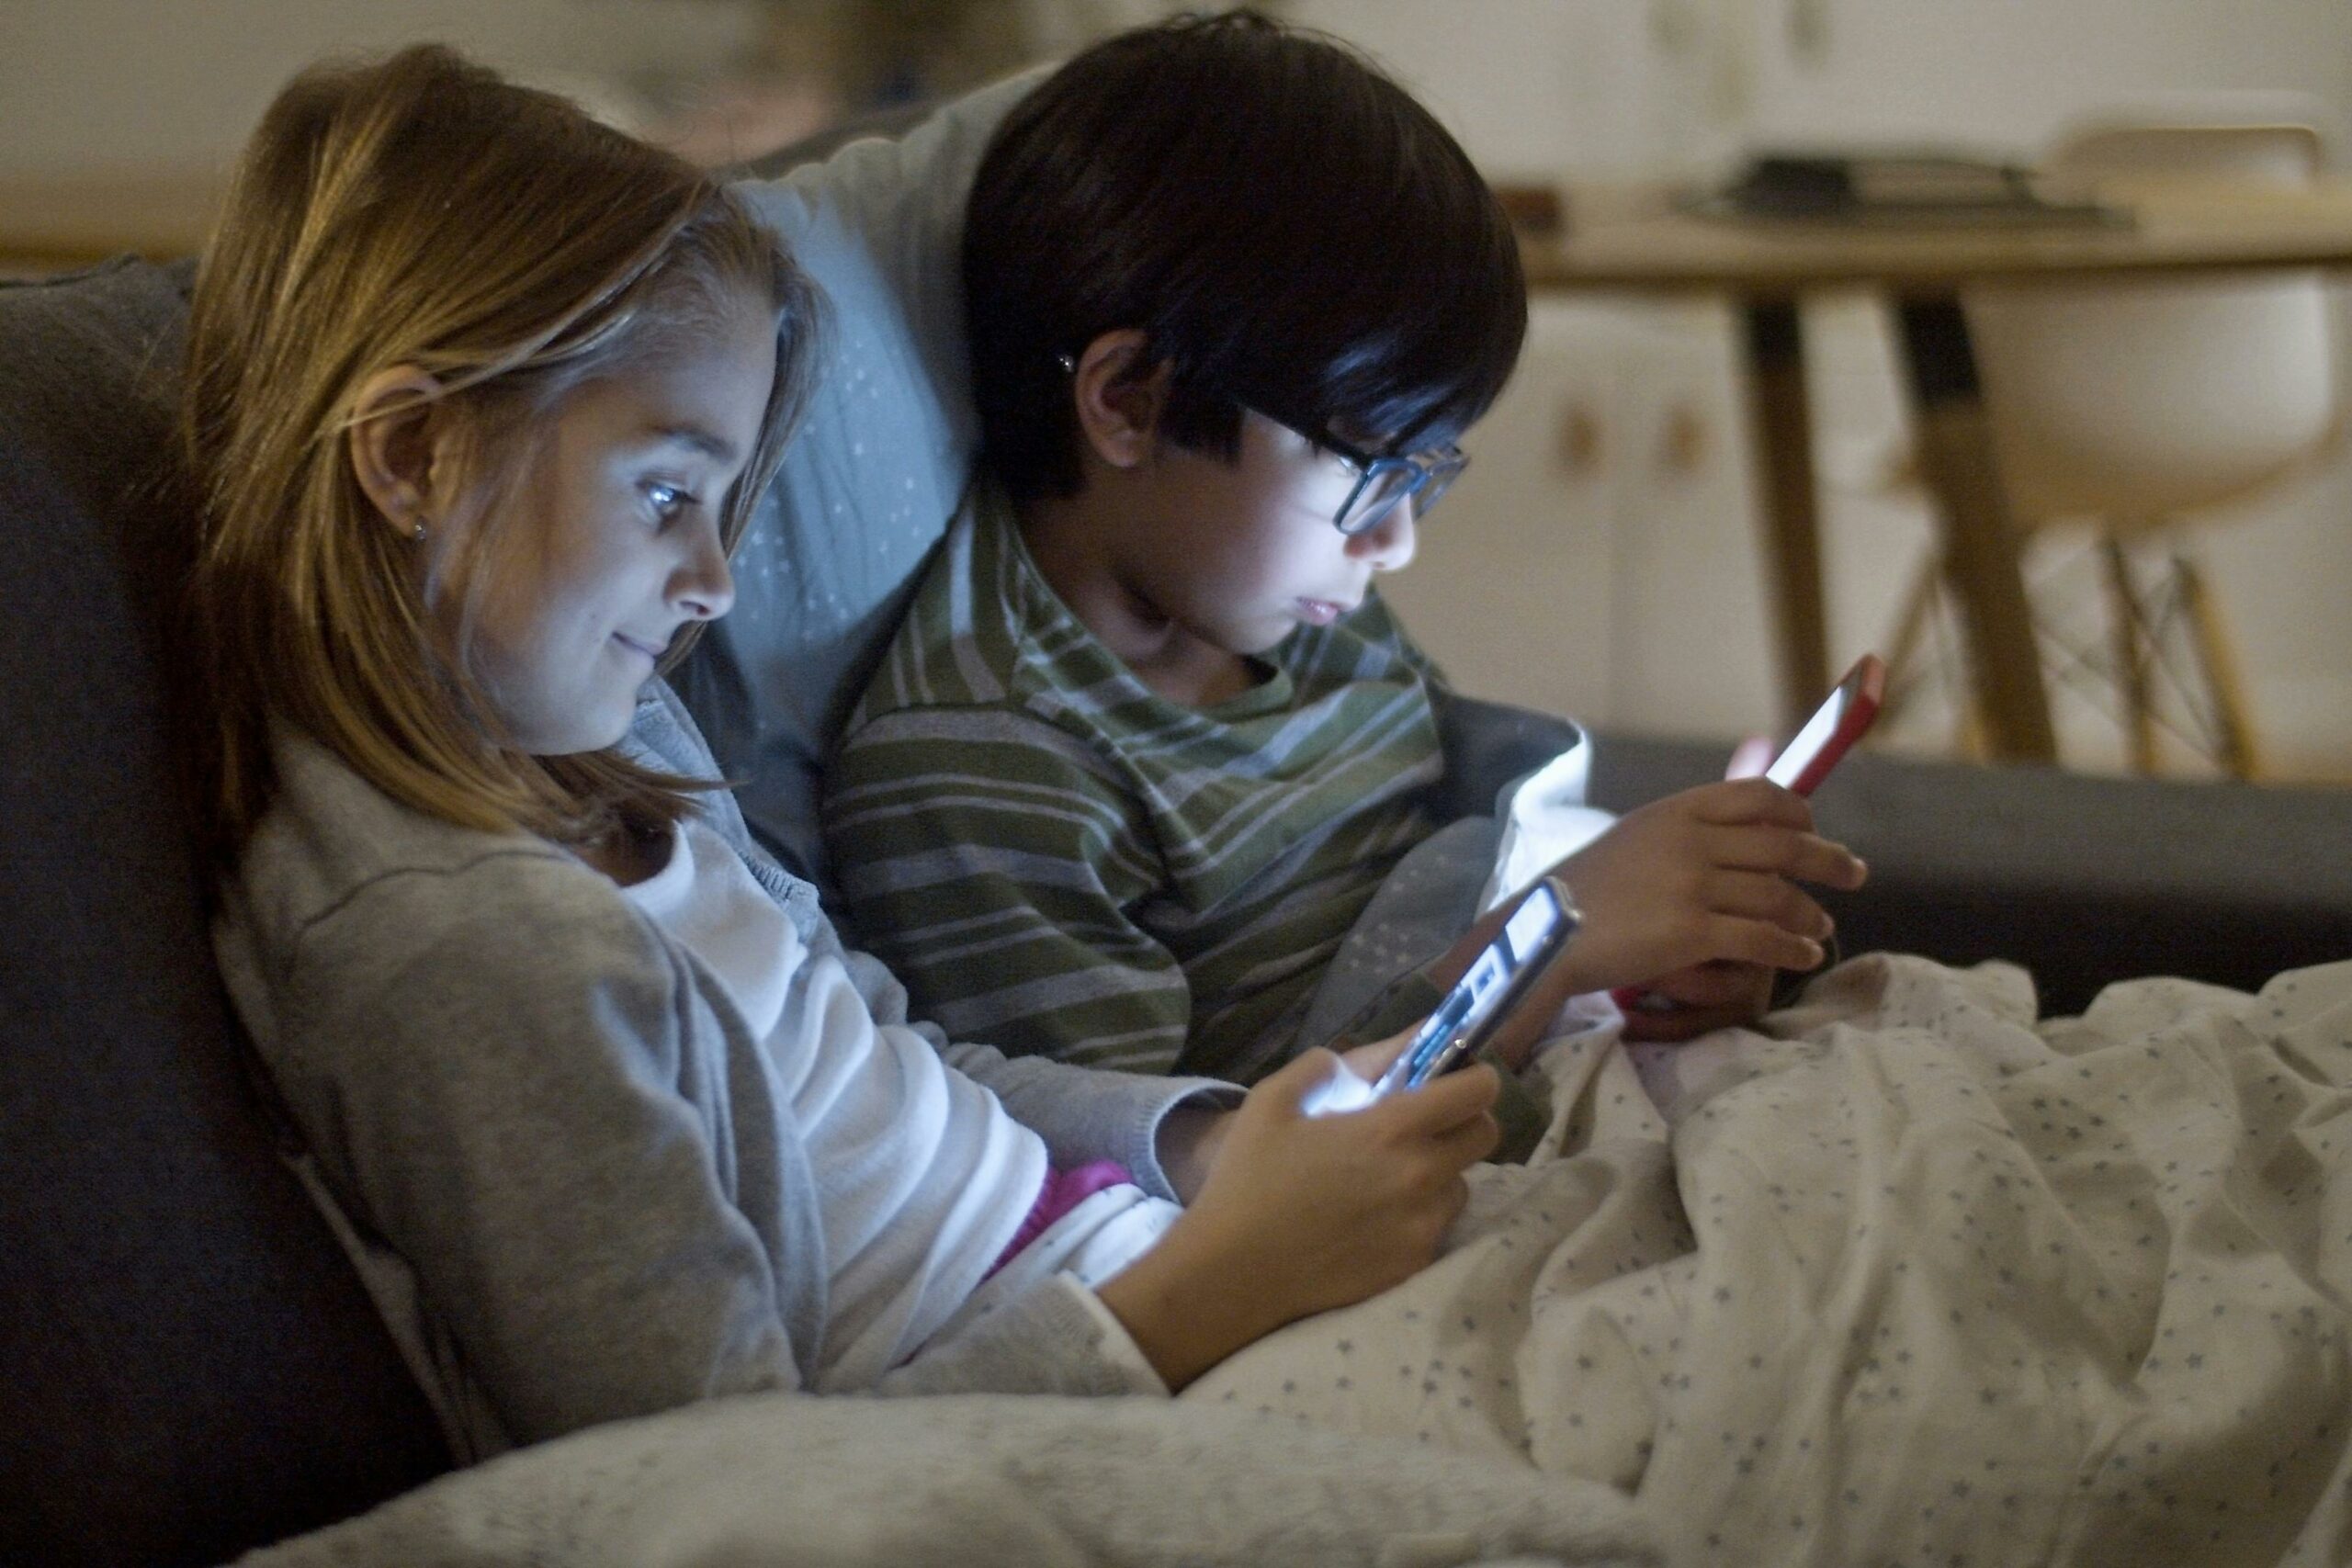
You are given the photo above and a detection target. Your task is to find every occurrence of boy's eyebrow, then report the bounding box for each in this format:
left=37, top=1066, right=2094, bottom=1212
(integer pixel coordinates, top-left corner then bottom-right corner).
left=645, top=423, right=741, bottom=464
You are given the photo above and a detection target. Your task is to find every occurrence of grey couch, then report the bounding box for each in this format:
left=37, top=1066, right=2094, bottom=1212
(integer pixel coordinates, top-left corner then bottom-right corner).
left=7, top=136, right=2351, bottom=1568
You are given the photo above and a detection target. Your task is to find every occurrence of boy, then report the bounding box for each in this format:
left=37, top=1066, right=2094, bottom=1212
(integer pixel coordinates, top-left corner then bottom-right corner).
left=821, top=13, right=1858, bottom=1089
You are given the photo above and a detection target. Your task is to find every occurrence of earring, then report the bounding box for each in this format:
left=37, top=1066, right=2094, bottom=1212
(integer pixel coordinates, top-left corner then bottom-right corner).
left=412, top=520, right=427, bottom=541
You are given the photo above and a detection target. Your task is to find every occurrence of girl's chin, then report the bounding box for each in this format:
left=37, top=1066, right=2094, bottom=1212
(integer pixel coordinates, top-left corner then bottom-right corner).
left=507, top=694, right=639, bottom=757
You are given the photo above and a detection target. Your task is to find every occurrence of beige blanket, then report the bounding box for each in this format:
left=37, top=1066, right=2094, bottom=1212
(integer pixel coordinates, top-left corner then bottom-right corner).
left=1189, top=953, right=2352, bottom=1566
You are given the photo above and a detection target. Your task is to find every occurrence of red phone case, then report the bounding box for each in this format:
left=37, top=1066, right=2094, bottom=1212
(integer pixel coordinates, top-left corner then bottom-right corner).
left=1766, top=653, right=1886, bottom=797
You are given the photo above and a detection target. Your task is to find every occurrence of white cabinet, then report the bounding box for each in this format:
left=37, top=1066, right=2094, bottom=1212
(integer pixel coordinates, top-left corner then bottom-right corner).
left=1378, top=300, right=1622, bottom=727
left=1381, top=297, right=1777, bottom=747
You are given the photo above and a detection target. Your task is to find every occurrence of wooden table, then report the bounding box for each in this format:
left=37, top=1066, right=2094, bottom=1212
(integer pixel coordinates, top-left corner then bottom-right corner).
left=1521, top=177, right=2352, bottom=760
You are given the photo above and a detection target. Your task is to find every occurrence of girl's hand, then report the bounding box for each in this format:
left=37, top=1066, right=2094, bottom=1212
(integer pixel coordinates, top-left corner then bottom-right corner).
left=1099, top=1042, right=1498, bottom=1390
left=1154, top=1033, right=1416, bottom=1202
left=1547, top=778, right=1865, bottom=998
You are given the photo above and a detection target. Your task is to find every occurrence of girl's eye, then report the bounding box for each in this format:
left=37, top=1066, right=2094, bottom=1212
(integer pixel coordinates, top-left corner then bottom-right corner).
left=646, top=482, right=695, bottom=525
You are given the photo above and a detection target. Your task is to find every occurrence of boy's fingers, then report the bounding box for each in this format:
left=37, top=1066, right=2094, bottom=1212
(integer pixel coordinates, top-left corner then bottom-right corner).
left=1784, top=834, right=1868, bottom=889
left=1725, top=734, right=1777, bottom=781
left=1704, top=870, right=1833, bottom=938
left=1649, top=961, right=1767, bottom=1008
left=1623, top=1004, right=1739, bottom=1043
left=1690, top=777, right=1815, bottom=829
left=1704, top=825, right=1867, bottom=888
left=1711, top=914, right=1825, bottom=973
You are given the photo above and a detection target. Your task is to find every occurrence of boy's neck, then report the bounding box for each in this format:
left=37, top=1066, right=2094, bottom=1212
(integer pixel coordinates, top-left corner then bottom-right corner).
left=1014, top=491, right=1261, bottom=709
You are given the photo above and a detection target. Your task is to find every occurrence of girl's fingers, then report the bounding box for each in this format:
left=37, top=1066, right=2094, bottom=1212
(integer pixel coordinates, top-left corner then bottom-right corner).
left=1340, top=1029, right=1417, bottom=1078
left=1258, top=1046, right=1343, bottom=1112
left=1378, top=1060, right=1500, bottom=1134
left=1430, top=1109, right=1501, bottom=1169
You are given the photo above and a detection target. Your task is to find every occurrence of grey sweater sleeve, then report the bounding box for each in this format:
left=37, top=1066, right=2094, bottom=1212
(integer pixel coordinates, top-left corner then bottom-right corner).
left=259, top=848, right=1182, bottom=1450
left=269, top=851, right=809, bottom=1446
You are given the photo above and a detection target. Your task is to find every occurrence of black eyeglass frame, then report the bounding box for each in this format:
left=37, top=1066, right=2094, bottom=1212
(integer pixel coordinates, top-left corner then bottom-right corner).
left=1052, top=352, right=1468, bottom=536
left=1251, top=407, right=1469, bottom=537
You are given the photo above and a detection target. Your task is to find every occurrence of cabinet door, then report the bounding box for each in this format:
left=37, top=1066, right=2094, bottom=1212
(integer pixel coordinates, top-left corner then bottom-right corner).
left=1601, top=300, right=1779, bottom=741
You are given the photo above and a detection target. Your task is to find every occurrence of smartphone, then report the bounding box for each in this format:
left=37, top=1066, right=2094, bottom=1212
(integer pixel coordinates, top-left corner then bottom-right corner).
left=1369, top=878, right=1580, bottom=1099
left=1762, top=652, right=1886, bottom=796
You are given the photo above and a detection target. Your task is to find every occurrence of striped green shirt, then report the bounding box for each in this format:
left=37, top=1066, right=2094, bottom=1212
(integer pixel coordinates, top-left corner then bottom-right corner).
left=821, top=482, right=1448, bottom=1082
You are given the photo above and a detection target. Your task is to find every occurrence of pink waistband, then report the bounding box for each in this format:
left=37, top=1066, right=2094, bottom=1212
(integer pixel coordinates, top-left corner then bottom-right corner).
left=989, top=1159, right=1135, bottom=1277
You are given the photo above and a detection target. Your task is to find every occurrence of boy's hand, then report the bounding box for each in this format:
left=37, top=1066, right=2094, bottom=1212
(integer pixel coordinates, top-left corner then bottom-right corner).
left=1100, top=1041, right=1497, bottom=1389
left=1614, top=731, right=1792, bottom=1042
left=1547, top=778, right=1865, bottom=998
left=1619, top=959, right=1774, bottom=1042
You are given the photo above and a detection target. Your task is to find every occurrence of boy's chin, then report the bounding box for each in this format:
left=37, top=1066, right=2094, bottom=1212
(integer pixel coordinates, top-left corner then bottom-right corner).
left=1229, top=615, right=1308, bottom=656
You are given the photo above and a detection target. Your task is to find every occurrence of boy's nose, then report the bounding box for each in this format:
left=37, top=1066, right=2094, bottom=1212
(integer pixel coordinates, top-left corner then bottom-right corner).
left=1349, top=496, right=1418, bottom=572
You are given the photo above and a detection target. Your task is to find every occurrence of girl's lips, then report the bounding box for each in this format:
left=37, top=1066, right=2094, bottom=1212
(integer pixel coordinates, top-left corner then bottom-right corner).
left=614, top=633, right=664, bottom=661
left=1295, top=598, right=1348, bottom=626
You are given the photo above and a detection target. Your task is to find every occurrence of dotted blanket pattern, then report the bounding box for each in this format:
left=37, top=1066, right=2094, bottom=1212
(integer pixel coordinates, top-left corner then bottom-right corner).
left=1186, top=953, right=2352, bottom=1566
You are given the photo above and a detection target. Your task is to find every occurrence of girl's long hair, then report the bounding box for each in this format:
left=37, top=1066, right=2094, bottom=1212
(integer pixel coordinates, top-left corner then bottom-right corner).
left=183, top=43, right=822, bottom=868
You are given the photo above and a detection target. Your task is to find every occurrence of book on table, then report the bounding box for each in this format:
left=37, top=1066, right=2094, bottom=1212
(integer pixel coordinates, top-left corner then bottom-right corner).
left=1684, top=150, right=2132, bottom=228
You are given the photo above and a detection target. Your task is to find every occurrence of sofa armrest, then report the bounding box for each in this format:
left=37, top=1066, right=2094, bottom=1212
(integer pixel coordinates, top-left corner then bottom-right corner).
left=1585, top=730, right=2352, bottom=1016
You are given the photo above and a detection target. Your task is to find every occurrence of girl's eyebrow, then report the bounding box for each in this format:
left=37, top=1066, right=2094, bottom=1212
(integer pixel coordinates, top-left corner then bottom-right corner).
left=644, top=423, right=741, bottom=464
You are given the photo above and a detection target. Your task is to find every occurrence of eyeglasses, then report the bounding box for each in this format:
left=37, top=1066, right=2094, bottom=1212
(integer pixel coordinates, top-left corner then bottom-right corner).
left=1255, top=409, right=1468, bottom=536
left=1052, top=354, right=1467, bottom=536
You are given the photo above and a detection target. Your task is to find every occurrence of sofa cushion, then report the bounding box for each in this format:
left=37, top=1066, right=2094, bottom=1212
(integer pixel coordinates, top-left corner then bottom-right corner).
left=1587, top=732, right=2352, bottom=1016
left=0, top=259, right=449, bottom=1568
left=674, top=69, right=1043, bottom=889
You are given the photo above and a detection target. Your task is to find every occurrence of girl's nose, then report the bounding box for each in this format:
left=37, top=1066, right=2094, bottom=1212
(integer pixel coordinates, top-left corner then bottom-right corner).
left=674, top=517, right=736, bottom=622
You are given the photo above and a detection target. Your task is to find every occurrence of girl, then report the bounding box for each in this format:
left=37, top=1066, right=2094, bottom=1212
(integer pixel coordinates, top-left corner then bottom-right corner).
left=183, top=44, right=1498, bottom=1463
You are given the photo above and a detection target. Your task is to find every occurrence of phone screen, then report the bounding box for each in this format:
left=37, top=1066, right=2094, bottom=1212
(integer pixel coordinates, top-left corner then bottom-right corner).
left=1760, top=652, right=1884, bottom=797
left=1765, top=685, right=1851, bottom=788
left=1374, top=881, right=1578, bottom=1097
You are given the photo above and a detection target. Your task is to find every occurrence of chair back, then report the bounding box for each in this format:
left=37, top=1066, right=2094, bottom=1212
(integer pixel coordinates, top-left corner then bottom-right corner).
left=1964, top=111, right=2342, bottom=527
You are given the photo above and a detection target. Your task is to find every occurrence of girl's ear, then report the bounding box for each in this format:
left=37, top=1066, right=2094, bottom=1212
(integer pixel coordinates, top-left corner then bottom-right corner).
left=1069, top=329, right=1170, bottom=470
left=346, top=367, right=454, bottom=538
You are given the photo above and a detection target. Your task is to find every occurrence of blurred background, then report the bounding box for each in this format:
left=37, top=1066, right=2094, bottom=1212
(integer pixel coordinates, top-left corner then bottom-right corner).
left=6, top=0, right=2348, bottom=779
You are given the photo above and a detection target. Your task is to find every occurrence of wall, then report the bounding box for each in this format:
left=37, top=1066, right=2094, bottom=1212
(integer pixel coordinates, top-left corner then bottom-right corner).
left=0, top=0, right=763, bottom=177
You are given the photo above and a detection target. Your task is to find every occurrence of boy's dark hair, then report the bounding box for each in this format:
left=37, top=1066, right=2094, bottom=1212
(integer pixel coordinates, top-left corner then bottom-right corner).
left=963, top=9, right=1527, bottom=502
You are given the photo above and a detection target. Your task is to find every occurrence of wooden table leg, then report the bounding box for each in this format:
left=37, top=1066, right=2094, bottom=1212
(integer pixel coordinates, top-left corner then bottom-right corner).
left=1740, top=299, right=1832, bottom=729
left=1894, top=296, right=2058, bottom=762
